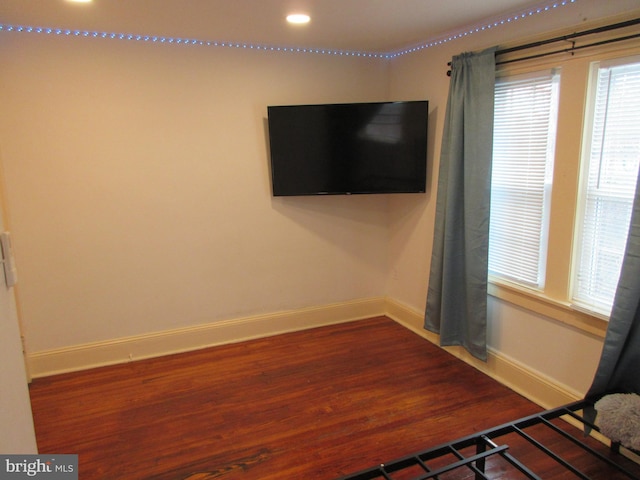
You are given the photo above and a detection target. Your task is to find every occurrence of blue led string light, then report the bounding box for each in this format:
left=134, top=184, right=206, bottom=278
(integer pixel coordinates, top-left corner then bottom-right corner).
left=387, top=0, right=577, bottom=58
left=0, top=23, right=388, bottom=58
left=0, top=0, right=577, bottom=59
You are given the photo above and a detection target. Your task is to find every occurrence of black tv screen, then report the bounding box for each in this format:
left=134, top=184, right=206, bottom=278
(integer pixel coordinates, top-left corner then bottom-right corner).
left=267, top=100, right=428, bottom=196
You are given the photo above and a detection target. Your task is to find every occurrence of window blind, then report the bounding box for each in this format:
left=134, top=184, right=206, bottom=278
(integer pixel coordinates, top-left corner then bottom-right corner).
left=572, top=59, right=640, bottom=317
left=489, top=71, right=559, bottom=288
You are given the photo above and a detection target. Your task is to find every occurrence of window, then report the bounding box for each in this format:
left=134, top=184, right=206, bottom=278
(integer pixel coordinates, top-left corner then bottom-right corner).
left=489, top=51, right=640, bottom=326
left=572, top=58, right=640, bottom=316
left=489, top=70, right=560, bottom=288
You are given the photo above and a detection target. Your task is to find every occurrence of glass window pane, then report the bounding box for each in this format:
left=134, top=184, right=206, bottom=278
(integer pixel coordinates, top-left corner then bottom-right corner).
left=572, top=58, right=640, bottom=317
left=489, top=71, right=559, bottom=288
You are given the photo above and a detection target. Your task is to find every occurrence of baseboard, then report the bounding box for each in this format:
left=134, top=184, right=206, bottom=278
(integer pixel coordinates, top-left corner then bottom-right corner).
left=28, top=295, right=585, bottom=409
left=384, top=297, right=582, bottom=409
left=27, top=297, right=386, bottom=378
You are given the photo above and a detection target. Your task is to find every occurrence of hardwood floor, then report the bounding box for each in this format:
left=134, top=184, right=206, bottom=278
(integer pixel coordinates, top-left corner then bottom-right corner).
left=28, top=317, right=556, bottom=479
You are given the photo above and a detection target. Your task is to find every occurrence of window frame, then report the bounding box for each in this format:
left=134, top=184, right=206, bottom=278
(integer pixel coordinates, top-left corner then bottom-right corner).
left=570, top=55, right=640, bottom=318
left=488, top=42, right=640, bottom=338
left=489, top=69, right=560, bottom=290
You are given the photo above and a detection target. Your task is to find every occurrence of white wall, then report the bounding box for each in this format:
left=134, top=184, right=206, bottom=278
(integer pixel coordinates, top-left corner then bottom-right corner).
left=0, top=33, right=391, bottom=353
left=487, top=298, right=603, bottom=394
left=387, top=0, right=640, bottom=397
left=1, top=0, right=639, bottom=400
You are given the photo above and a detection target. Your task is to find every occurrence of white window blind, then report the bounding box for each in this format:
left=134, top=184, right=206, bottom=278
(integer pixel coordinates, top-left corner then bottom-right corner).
left=572, top=58, right=640, bottom=317
left=489, top=71, right=559, bottom=288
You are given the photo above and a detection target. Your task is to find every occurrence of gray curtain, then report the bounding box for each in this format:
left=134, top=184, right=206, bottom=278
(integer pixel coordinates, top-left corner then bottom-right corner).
left=586, top=168, right=640, bottom=400
left=424, top=48, right=496, bottom=362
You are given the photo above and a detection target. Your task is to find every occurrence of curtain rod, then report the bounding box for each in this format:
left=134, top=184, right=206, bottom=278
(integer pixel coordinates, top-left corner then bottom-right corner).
left=446, top=17, right=640, bottom=76
left=497, top=31, right=640, bottom=66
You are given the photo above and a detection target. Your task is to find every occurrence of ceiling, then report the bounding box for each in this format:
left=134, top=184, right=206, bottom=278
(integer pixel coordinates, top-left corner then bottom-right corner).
left=0, top=0, right=579, bottom=54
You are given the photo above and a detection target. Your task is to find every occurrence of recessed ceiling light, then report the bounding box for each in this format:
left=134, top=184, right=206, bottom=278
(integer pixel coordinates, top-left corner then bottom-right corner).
left=66, top=0, right=93, bottom=3
left=286, top=13, right=311, bottom=25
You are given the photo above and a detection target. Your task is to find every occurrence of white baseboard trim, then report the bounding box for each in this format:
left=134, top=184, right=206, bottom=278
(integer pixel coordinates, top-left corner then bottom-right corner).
left=27, top=297, right=386, bottom=378
left=27, top=295, right=584, bottom=409
left=384, top=297, right=582, bottom=409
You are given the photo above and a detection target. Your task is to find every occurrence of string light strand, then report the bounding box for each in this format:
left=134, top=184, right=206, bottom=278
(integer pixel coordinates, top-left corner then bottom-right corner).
left=0, top=0, right=578, bottom=59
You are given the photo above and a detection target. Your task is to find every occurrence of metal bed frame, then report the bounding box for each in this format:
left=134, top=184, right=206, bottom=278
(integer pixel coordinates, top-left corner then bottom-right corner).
left=336, top=400, right=640, bottom=480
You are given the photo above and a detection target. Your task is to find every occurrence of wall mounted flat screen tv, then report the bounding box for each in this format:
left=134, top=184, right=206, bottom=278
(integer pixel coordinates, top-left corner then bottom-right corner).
left=267, top=100, right=428, bottom=196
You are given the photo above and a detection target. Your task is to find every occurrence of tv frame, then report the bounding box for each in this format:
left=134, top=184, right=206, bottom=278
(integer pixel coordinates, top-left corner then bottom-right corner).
left=267, top=100, right=428, bottom=197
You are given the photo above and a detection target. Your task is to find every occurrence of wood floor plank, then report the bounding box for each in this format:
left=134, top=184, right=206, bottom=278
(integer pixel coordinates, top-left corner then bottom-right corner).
left=29, top=317, right=543, bottom=479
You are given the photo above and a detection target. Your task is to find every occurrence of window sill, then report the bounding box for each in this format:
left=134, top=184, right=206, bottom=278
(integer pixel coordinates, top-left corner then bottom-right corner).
left=488, top=278, right=608, bottom=339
